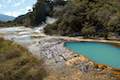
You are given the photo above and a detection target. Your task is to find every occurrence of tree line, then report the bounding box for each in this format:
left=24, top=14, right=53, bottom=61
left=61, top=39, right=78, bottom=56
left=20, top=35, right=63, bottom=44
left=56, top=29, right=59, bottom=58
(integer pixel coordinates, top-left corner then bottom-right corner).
left=44, top=0, right=120, bottom=39
left=0, top=0, right=66, bottom=27
left=14, top=0, right=67, bottom=27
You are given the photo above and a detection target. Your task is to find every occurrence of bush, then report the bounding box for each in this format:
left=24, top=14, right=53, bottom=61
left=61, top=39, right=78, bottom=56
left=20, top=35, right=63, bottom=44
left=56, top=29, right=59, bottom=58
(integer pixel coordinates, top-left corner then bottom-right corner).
left=44, top=0, right=120, bottom=38
left=0, top=38, right=47, bottom=80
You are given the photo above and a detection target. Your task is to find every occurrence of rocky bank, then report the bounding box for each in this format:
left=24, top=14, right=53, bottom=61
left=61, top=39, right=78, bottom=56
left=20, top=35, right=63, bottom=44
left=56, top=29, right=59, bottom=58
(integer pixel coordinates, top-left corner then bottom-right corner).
left=0, top=26, right=120, bottom=80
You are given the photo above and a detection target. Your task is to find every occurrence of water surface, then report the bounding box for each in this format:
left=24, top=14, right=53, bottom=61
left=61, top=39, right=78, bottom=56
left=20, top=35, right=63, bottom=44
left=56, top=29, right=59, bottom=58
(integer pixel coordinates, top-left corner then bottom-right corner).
left=64, top=42, right=120, bottom=68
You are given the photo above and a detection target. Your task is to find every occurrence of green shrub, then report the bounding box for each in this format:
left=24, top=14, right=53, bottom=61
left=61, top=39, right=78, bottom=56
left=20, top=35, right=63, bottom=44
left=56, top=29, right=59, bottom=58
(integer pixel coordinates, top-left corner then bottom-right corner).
left=44, top=0, right=120, bottom=38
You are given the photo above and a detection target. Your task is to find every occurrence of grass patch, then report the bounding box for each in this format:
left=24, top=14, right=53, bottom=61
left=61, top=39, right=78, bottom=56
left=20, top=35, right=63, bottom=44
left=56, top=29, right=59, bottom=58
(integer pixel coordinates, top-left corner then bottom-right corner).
left=0, top=38, right=47, bottom=80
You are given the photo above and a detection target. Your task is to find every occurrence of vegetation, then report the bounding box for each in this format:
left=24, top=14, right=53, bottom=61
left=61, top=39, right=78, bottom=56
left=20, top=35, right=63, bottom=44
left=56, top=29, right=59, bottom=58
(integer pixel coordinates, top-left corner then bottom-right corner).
left=14, top=0, right=50, bottom=26
left=44, top=0, right=120, bottom=39
left=0, top=0, right=120, bottom=80
left=13, top=0, right=67, bottom=27
left=0, top=38, right=47, bottom=80
left=1, top=0, right=120, bottom=39
left=0, top=0, right=67, bottom=27
left=0, top=21, right=20, bottom=27
left=0, top=37, right=116, bottom=80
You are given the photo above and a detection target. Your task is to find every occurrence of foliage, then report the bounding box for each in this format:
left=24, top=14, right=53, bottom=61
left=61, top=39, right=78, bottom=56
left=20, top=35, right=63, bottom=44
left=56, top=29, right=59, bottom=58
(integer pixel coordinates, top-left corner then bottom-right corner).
left=0, top=38, right=47, bottom=80
left=0, top=0, right=67, bottom=27
left=0, top=21, right=20, bottom=27
left=13, top=0, right=67, bottom=27
left=12, top=0, right=50, bottom=26
left=44, top=0, right=120, bottom=38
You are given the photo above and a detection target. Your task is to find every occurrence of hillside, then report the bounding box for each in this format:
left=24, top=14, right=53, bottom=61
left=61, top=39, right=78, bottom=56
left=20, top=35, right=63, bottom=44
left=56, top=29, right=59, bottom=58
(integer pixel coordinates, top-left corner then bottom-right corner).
left=14, top=0, right=67, bottom=27
left=0, top=0, right=120, bottom=80
left=0, top=0, right=67, bottom=27
left=0, top=38, right=47, bottom=80
left=0, top=37, right=118, bottom=80
left=0, top=14, right=15, bottom=22
left=44, top=0, right=120, bottom=39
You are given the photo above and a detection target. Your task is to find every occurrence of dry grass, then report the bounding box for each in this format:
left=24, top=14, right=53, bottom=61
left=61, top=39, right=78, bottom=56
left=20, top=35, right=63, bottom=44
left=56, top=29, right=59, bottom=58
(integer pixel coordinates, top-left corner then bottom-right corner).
left=0, top=38, right=118, bottom=80
left=0, top=38, right=47, bottom=80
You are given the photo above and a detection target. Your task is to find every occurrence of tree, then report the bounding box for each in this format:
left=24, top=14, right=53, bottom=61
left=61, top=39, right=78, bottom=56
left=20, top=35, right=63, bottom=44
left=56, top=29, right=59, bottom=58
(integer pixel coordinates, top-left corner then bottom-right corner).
left=81, top=25, right=96, bottom=37
left=44, top=0, right=120, bottom=38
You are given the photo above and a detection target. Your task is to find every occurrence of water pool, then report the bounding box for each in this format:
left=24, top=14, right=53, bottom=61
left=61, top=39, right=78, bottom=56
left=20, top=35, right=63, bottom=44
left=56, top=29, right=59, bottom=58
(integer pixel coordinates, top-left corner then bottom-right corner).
left=64, top=42, right=120, bottom=68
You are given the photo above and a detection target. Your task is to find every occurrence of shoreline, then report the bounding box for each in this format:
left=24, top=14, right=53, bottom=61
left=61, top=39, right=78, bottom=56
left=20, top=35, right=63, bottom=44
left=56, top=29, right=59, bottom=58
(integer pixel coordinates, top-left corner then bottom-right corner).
left=61, top=37, right=120, bottom=78
left=61, top=36, right=120, bottom=44
left=0, top=27, right=120, bottom=79
left=60, top=36, right=120, bottom=65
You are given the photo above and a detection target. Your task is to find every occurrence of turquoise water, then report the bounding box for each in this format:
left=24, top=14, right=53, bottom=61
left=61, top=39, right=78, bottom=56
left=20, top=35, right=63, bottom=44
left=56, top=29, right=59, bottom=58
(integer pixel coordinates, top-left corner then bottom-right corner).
left=64, top=42, right=120, bottom=68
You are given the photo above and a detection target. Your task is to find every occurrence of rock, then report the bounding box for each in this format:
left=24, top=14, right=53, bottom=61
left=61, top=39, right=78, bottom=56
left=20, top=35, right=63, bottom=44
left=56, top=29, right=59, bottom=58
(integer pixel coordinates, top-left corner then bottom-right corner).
left=65, top=54, right=96, bottom=73
left=111, top=68, right=120, bottom=79
left=95, top=64, right=108, bottom=70
left=65, top=55, right=89, bottom=66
